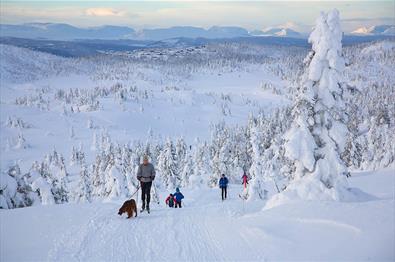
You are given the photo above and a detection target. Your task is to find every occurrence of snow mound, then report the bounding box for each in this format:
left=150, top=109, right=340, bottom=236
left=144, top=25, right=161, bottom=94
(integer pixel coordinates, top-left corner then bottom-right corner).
left=264, top=174, right=376, bottom=210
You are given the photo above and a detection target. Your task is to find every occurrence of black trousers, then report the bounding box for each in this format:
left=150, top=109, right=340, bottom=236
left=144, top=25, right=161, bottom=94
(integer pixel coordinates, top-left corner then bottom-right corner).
left=175, top=201, right=182, bottom=208
left=221, top=187, right=227, bottom=200
left=141, top=181, right=152, bottom=208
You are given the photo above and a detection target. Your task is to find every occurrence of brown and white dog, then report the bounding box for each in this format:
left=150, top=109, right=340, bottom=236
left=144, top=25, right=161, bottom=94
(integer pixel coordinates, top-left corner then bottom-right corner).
left=118, top=199, right=138, bottom=219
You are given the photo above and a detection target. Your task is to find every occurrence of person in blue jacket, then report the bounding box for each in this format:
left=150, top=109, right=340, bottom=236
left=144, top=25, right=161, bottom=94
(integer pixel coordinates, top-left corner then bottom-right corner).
left=173, top=187, right=184, bottom=208
left=219, top=174, right=229, bottom=200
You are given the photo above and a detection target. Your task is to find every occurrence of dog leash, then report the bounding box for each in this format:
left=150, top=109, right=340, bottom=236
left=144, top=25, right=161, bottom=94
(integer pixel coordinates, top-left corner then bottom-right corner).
left=129, top=185, right=141, bottom=200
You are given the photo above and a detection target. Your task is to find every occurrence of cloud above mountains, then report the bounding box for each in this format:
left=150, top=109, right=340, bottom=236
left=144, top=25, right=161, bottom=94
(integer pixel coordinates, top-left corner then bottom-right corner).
left=85, top=8, right=126, bottom=17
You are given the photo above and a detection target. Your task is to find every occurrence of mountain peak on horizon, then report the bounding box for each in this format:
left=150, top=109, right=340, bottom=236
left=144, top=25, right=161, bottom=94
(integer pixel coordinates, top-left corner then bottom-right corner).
left=1, top=22, right=393, bottom=41
left=351, top=24, right=395, bottom=35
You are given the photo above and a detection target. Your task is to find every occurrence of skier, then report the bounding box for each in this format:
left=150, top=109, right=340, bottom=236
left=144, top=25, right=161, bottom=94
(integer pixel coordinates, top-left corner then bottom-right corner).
left=242, top=172, right=249, bottom=189
left=173, top=188, right=184, bottom=208
left=219, top=174, right=229, bottom=201
left=136, top=155, right=156, bottom=213
left=165, top=193, right=176, bottom=208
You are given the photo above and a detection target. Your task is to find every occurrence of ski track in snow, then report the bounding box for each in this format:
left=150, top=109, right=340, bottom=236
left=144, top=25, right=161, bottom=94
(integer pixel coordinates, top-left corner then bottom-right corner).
left=47, top=187, right=265, bottom=262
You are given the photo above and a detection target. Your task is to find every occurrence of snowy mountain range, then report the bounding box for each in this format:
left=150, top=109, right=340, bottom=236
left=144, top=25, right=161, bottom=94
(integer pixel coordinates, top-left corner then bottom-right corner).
left=0, top=22, right=308, bottom=40
left=0, top=23, right=251, bottom=40
left=0, top=23, right=136, bottom=40
left=351, top=25, right=395, bottom=35
left=251, top=28, right=304, bottom=38
left=1, top=22, right=394, bottom=41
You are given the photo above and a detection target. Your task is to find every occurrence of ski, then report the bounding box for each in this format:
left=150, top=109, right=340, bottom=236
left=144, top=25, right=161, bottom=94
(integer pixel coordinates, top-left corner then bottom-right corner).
left=238, top=194, right=248, bottom=200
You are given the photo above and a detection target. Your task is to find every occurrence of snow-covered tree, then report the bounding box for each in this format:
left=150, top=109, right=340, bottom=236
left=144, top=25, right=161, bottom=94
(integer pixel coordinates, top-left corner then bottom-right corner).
left=248, top=124, right=266, bottom=200
left=27, top=163, right=56, bottom=206
left=47, top=151, right=69, bottom=204
left=104, top=164, right=128, bottom=199
left=158, top=138, right=179, bottom=189
left=191, top=141, right=211, bottom=187
left=210, top=123, right=232, bottom=186
left=180, top=149, right=194, bottom=187
left=70, top=145, right=86, bottom=166
left=175, top=137, right=187, bottom=175
left=75, top=165, right=92, bottom=202
left=269, top=9, right=350, bottom=207
left=0, top=164, right=37, bottom=209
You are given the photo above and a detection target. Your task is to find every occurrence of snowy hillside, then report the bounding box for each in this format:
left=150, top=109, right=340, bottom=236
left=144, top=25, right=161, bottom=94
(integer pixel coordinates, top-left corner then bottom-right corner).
left=1, top=168, right=394, bottom=261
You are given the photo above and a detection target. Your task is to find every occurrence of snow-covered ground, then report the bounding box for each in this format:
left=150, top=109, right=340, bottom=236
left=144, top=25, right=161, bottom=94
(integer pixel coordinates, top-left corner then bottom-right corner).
left=1, top=168, right=394, bottom=261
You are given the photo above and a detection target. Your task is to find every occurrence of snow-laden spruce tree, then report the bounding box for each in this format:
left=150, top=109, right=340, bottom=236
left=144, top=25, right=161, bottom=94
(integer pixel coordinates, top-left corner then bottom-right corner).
left=74, top=164, right=92, bottom=202
left=158, top=138, right=179, bottom=189
left=248, top=124, right=266, bottom=200
left=180, top=149, right=194, bottom=187
left=190, top=141, right=211, bottom=188
left=267, top=9, right=351, bottom=208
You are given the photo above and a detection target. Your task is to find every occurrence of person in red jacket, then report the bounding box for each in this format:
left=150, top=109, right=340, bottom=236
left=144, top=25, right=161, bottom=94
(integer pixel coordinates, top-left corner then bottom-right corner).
left=242, top=172, right=249, bottom=189
left=165, top=193, right=176, bottom=208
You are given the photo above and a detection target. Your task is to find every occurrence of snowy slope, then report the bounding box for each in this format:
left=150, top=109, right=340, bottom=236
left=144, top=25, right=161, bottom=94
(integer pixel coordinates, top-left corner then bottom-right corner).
left=0, top=44, right=293, bottom=174
left=1, top=168, right=394, bottom=261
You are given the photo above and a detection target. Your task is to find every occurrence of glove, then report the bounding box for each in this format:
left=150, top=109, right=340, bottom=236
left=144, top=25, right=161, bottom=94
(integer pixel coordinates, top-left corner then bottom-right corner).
left=150, top=176, right=155, bottom=180
left=137, top=176, right=142, bottom=181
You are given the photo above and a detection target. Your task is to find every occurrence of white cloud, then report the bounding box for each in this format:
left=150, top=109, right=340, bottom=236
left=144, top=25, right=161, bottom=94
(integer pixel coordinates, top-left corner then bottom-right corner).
left=85, top=8, right=125, bottom=17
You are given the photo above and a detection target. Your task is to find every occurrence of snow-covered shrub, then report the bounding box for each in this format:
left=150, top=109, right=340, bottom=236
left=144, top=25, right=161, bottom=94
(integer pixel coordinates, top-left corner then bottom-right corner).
left=28, top=170, right=55, bottom=205
left=0, top=164, right=36, bottom=209
left=5, top=116, right=32, bottom=129
left=13, top=132, right=29, bottom=149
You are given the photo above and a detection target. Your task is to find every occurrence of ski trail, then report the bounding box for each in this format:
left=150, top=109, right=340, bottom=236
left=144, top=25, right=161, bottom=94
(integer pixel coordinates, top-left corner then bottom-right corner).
left=48, top=204, right=136, bottom=262
left=47, top=186, right=268, bottom=261
left=203, top=200, right=267, bottom=261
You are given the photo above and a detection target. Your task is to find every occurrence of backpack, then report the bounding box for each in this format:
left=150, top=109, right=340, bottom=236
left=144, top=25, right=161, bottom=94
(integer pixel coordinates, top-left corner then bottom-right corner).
left=168, top=196, right=174, bottom=206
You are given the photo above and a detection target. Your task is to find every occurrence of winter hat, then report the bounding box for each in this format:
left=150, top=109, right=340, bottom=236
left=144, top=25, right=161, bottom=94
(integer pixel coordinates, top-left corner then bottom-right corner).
left=143, top=155, right=149, bottom=161
left=176, top=187, right=180, bottom=192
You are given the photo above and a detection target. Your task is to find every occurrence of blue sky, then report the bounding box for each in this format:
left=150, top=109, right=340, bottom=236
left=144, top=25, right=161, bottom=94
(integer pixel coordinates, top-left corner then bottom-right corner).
left=0, top=1, right=393, bottom=32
